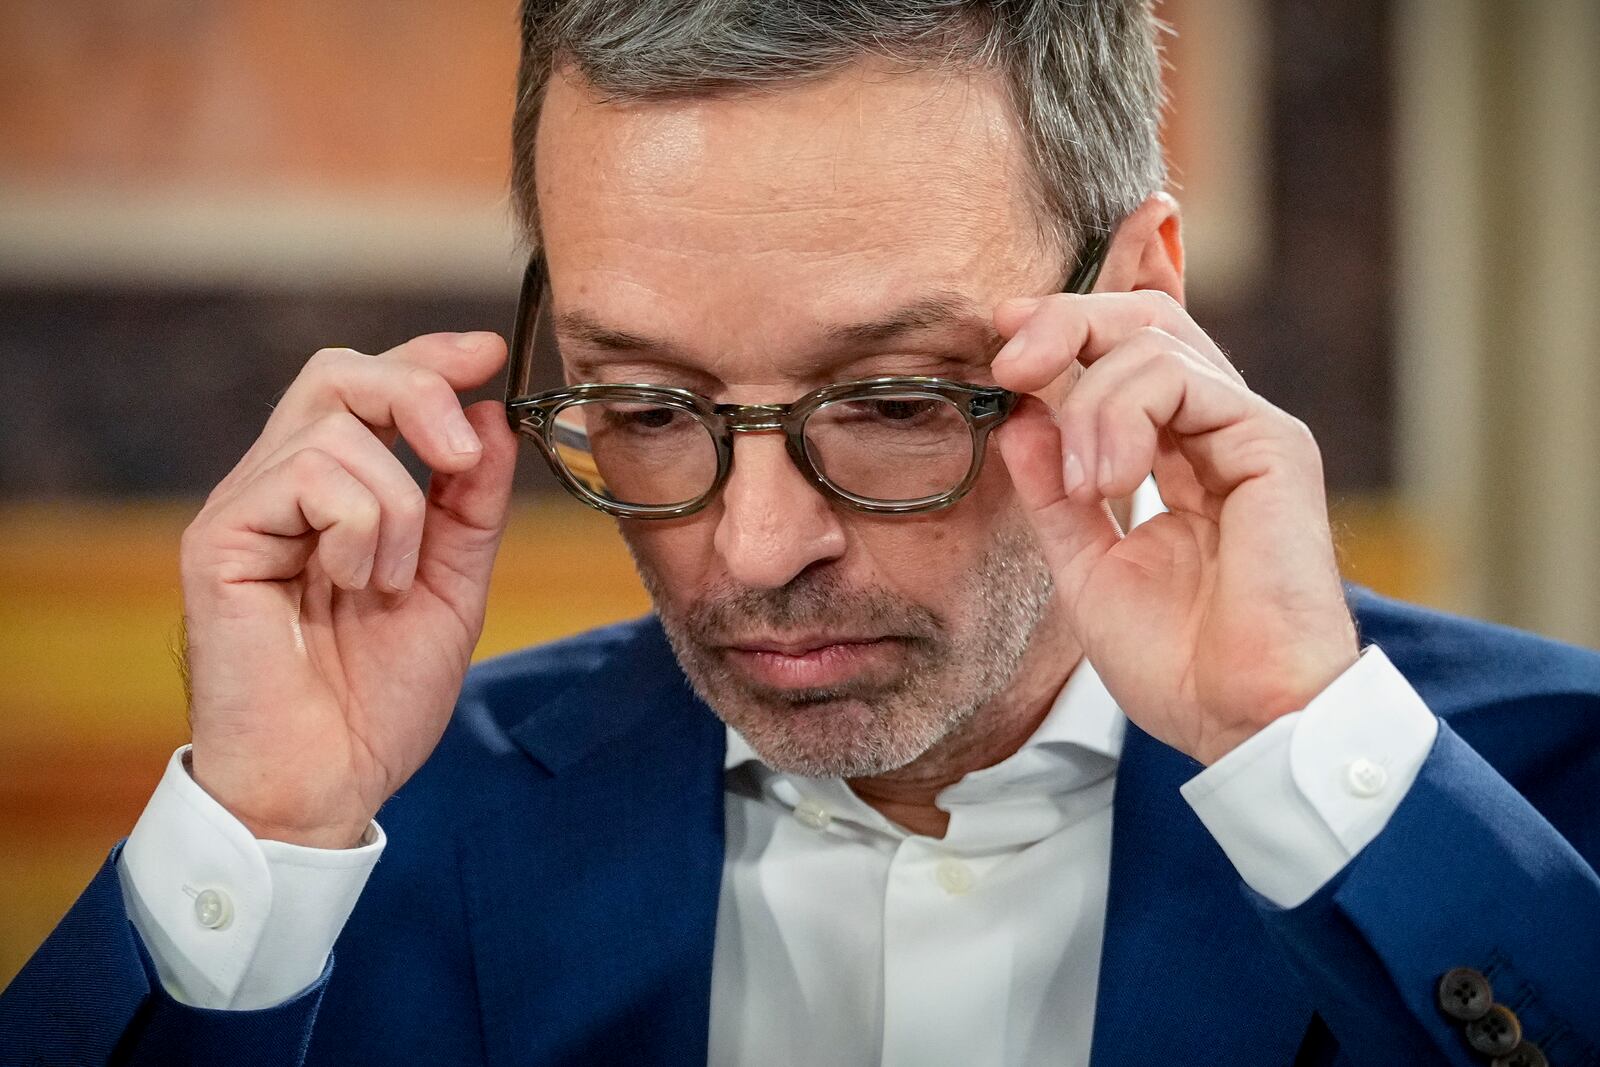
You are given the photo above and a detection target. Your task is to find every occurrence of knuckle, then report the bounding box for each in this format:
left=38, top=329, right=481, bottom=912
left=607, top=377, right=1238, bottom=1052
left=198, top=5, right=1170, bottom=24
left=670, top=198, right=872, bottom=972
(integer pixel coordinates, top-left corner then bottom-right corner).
left=1240, top=415, right=1319, bottom=473
left=1058, top=388, right=1096, bottom=431
left=211, top=557, right=262, bottom=587
left=1139, top=336, right=1184, bottom=375
left=292, top=348, right=355, bottom=398
left=1097, top=396, right=1137, bottom=439
left=1139, top=289, right=1184, bottom=320
left=1282, top=413, right=1318, bottom=451
left=404, top=366, right=446, bottom=399
left=199, top=472, right=236, bottom=512
left=1132, top=324, right=1173, bottom=347
left=393, top=485, right=427, bottom=523
left=288, top=445, right=341, bottom=484
left=307, top=345, right=359, bottom=369
left=350, top=492, right=382, bottom=528
left=1222, top=424, right=1279, bottom=468
left=311, top=410, right=364, bottom=444
left=1286, top=417, right=1325, bottom=472
left=178, top=517, right=211, bottom=561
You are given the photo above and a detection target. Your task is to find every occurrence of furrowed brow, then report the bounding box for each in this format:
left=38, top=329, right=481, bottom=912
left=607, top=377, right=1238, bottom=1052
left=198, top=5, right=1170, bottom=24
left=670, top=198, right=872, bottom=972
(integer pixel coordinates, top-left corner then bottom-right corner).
left=556, top=291, right=1001, bottom=383
left=554, top=308, right=695, bottom=361
left=823, top=292, right=994, bottom=349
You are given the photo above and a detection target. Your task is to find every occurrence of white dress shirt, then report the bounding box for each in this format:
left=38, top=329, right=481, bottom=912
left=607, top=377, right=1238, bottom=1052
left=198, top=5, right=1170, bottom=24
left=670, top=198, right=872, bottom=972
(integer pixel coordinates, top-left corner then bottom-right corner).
left=709, top=655, right=1125, bottom=1066
left=115, top=483, right=1442, bottom=1062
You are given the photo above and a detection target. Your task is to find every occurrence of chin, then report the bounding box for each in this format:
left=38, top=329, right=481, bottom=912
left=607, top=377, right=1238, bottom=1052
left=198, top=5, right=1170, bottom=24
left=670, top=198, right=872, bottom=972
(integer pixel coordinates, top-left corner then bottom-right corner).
left=716, top=687, right=941, bottom=779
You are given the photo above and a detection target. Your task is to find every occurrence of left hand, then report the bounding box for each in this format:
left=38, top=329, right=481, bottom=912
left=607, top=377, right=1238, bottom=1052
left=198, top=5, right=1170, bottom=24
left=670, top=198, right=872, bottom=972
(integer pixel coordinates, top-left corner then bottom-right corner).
left=990, top=289, right=1359, bottom=766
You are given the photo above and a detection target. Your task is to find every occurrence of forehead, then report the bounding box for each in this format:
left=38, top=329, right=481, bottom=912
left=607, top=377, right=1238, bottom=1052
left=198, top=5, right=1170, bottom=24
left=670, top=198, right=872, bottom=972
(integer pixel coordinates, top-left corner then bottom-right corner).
left=533, top=59, right=1048, bottom=313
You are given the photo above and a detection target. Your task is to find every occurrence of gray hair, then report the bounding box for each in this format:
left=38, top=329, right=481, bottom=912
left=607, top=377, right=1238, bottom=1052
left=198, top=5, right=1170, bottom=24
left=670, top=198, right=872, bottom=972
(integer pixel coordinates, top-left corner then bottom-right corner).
left=512, top=0, right=1167, bottom=262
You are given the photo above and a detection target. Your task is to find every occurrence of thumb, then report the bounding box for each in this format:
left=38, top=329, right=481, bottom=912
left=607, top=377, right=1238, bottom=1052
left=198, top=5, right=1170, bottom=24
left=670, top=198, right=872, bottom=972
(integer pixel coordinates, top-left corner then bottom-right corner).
left=996, top=397, right=1119, bottom=603
left=416, top=399, right=518, bottom=598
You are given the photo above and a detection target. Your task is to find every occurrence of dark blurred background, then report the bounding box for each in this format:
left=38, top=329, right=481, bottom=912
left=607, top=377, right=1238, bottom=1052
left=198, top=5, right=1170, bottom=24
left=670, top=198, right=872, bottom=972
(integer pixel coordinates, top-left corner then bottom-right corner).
left=2, top=0, right=1597, bottom=983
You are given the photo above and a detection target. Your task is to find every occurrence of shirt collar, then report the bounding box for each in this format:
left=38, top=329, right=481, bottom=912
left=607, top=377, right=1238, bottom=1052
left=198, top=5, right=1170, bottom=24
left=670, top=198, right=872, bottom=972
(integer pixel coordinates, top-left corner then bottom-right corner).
left=722, top=656, right=1125, bottom=850
left=722, top=475, right=1165, bottom=830
left=722, top=652, right=1125, bottom=773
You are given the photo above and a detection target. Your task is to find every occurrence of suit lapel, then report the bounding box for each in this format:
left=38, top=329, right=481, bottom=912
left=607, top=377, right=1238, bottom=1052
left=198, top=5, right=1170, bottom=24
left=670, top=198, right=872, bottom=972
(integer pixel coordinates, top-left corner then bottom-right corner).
left=455, top=623, right=728, bottom=1065
left=449, top=620, right=1321, bottom=1063
left=1090, top=724, right=1316, bottom=1065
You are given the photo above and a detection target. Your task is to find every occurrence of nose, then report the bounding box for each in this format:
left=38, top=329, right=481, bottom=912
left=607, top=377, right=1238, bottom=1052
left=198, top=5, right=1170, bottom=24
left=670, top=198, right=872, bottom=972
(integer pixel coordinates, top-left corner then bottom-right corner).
left=712, top=432, right=847, bottom=588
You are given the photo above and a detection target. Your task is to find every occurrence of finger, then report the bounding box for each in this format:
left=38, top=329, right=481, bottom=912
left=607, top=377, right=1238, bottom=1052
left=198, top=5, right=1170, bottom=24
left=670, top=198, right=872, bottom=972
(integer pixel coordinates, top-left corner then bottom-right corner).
left=371, top=330, right=508, bottom=389
left=415, top=399, right=519, bottom=606
left=1054, top=331, right=1258, bottom=503
left=1170, top=413, right=1324, bottom=503
left=202, top=447, right=383, bottom=590
left=994, top=397, right=1120, bottom=603
left=243, top=412, right=429, bottom=593
left=991, top=290, right=1244, bottom=395
left=253, top=333, right=508, bottom=475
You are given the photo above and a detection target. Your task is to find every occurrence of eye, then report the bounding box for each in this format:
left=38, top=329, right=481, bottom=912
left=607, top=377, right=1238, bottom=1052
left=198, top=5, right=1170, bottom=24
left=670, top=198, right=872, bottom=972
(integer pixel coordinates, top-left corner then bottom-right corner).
left=869, top=398, right=939, bottom=421
left=595, top=402, right=691, bottom=433
left=626, top=407, right=679, bottom=429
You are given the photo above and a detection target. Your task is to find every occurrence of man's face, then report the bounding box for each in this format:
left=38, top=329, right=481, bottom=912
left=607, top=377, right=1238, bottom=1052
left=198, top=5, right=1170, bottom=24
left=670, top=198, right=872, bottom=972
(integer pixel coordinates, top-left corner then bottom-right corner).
left=535, top=59, right=1063, bottom=777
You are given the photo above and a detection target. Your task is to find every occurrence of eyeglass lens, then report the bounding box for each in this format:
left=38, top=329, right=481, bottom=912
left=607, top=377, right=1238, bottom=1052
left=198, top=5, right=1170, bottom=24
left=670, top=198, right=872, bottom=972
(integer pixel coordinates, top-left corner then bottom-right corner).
left=552, top=400, right=718, bottom=508
left=547, top=392, right=977, bottom=509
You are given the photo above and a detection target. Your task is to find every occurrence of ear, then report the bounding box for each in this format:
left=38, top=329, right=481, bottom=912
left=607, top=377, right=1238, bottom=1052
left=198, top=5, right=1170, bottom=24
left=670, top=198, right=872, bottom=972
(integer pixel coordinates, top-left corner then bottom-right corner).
left=1095, top=191, right=1185, bottom=304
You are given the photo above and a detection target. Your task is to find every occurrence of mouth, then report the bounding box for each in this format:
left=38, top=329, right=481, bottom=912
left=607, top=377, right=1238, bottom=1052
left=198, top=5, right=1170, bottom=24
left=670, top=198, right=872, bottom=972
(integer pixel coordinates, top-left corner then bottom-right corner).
left=720, top=634, right=903, bottom=690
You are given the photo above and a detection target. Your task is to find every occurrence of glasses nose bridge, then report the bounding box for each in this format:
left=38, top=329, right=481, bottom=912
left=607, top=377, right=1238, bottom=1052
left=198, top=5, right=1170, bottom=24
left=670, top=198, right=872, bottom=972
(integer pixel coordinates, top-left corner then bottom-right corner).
left=719, top=402, right=792, bottom=434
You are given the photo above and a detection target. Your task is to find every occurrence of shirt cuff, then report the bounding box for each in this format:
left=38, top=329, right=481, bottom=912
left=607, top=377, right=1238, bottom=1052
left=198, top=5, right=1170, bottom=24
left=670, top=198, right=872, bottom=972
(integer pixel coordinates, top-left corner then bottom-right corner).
left=115, top=745, right=385, bottom=1010
left=1179, top=645, right=1439, bottom=908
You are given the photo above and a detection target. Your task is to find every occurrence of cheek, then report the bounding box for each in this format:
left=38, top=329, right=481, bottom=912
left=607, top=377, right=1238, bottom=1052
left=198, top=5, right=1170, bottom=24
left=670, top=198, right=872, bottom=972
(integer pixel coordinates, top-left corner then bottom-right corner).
left=845, top=501, right=1009, bottom=607
left=946, top=434, right=1027, bottom=526
left=847, top=440, right=1034, bottom=602
left=616, top=517, right=720, bottom=609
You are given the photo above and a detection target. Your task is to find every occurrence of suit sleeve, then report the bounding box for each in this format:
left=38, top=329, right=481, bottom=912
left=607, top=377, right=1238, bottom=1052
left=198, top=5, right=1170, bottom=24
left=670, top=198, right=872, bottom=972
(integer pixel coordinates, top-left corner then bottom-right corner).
left=1250, top=719, right=1600, bottom=1066
left=0, top=845, right=332, bottom=1067
left=119, top=746, right=382, bottom=1010
left=1182, top=646, right=1438, bottom=907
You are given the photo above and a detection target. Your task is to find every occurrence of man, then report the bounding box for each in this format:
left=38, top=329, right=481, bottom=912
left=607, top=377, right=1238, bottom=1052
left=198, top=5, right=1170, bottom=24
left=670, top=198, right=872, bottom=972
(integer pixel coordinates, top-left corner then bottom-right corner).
left=4, top=1, right=1598, bottom=1064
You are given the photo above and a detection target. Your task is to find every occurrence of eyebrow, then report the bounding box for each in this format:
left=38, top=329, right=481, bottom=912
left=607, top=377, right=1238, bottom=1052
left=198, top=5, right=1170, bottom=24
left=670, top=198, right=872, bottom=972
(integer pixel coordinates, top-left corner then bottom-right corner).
left=554, top=309, right=697, bottom=361
left=821, top=291, right=992, bottom=349
left=556, top=290, right=999, bottom=378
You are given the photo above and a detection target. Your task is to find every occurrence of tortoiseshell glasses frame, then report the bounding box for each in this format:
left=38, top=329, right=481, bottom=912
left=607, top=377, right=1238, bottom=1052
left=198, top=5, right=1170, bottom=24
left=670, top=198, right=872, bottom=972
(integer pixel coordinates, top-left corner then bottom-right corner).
left=503, top=232, right=1111, bottom=519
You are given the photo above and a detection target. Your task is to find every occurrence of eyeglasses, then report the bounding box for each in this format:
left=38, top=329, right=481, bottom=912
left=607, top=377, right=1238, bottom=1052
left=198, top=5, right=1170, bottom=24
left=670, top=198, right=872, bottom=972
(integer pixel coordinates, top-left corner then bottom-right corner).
left=504, top=234, right=1111, bottom=519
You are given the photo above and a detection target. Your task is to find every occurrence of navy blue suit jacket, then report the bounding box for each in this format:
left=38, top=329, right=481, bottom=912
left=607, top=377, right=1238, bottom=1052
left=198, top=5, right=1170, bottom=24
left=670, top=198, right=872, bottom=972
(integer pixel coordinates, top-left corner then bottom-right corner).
left=4, top=589, right=1599, bottom=1065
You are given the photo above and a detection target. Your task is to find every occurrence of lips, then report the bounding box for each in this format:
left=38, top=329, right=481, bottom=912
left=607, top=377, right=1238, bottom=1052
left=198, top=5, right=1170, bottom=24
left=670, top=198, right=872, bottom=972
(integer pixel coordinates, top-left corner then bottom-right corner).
left=731, top=633, right=883, bottom=656
left=721, top=634, right=900, bottom=690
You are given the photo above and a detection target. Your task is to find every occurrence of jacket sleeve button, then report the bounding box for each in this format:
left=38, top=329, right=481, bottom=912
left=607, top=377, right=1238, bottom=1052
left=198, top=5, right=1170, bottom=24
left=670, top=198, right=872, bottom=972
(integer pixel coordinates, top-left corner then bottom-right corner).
left=1437, top=966, right=1494, bottom=1021
left=1465, top=1004, right=1522, bottom=1058
left=1491, top=1040, right=1548, bottom=1067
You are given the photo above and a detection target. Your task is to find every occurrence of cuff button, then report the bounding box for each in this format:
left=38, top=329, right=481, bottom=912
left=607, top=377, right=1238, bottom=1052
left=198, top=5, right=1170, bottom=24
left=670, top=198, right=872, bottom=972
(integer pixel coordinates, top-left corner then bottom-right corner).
left=1344, top=757, right=1389, bottom=797
left=1465, top=1004, right=1522, bottom=1058
left=194, top=888, right=234, bottom=930
left=1437, top=966, right=1493, bottom=1021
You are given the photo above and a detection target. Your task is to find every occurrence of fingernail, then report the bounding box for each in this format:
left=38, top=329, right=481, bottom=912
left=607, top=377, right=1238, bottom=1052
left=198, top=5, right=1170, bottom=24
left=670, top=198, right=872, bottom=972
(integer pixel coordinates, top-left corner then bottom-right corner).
left=385, top=549, right=418, bottom=592
left=1063, top=451, right=1086, bottom=495
left=353, top=554, right=375, bottom=589
left=1098, top=453, right=1114, bottom=489
left=994, top=328, right=1028, bottom=366
left=446, top=414, right=482, bottom=455
left=452, top=332, right=486, bottom=350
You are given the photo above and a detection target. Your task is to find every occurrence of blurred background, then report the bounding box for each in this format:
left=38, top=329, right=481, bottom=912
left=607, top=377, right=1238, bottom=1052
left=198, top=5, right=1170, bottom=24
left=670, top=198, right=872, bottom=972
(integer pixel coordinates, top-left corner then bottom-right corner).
left=2, top=0, right=1596, bottom=984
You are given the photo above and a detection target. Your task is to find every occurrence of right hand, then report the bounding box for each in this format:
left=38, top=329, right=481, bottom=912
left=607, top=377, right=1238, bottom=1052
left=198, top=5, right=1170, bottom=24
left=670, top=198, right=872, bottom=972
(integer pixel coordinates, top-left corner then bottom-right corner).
left=179, top=333, right=518, bottom=848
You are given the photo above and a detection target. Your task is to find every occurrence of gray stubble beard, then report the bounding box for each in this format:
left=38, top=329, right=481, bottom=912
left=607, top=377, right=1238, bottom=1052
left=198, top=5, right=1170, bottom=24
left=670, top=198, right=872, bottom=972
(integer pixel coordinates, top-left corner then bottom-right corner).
left=626, top=514, right=1056, bottom=779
